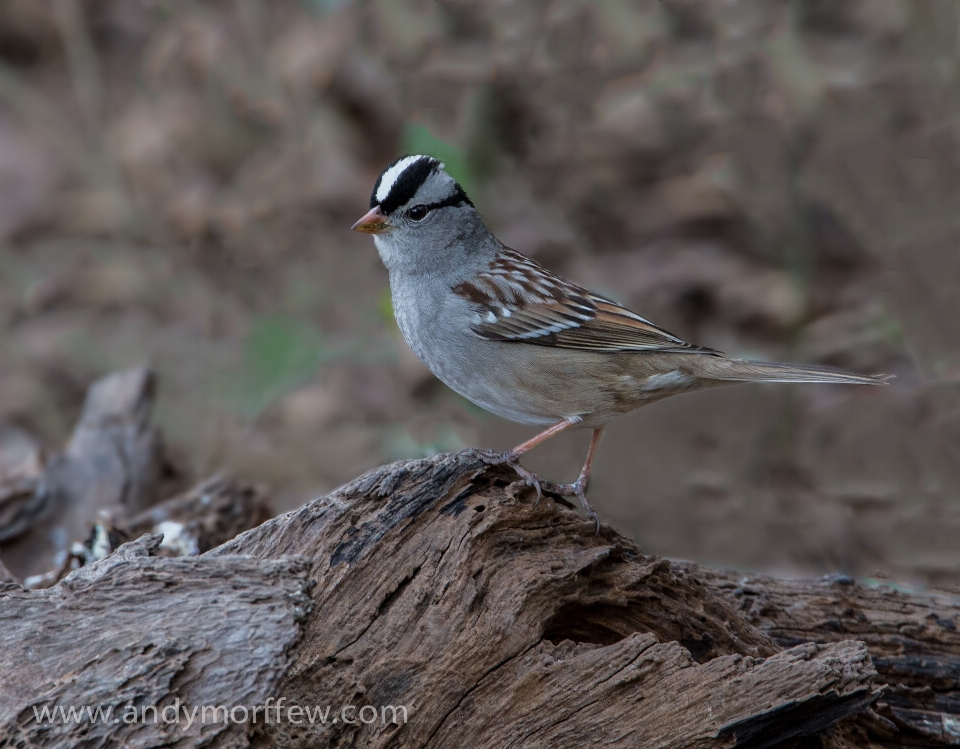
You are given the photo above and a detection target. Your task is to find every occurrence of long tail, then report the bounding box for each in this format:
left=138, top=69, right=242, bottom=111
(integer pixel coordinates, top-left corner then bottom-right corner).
left=693, top=357, right=892, bottom=386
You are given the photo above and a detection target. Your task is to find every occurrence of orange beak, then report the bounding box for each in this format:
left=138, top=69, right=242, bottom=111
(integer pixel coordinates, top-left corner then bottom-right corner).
left=351, top=206, right=392, bottom=234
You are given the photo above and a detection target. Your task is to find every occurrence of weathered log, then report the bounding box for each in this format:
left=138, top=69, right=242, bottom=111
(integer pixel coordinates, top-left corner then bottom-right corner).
left=114, top=475, right=271, bottom=557
left=0, top=368, right=170, bottom=581
left=686, top=563, right=960, bottom=746
left=2, top=452, right=957, bottom=748
left=1, top=535, right=311, bottom=747
left=0, top=368, right=271, bottom=588
left=0, top=425, right=46, bottom=545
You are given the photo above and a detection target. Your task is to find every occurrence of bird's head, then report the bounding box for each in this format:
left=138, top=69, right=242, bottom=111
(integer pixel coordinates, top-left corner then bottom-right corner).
left=353, top=155, right=488, bottom=274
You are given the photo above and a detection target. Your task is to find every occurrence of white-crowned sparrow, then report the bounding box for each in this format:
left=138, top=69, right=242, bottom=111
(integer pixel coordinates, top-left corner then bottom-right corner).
left=353, top=155, right=890, bottom=530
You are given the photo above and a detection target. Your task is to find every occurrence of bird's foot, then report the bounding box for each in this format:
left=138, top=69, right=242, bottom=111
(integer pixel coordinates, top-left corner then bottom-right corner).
left=463, top=447, right=516, bottom=466
left=550, top=478, right=600, bottom=535
left=463, top=448, right=599, bottom=534
left=463, top=448, right=544, bottom=504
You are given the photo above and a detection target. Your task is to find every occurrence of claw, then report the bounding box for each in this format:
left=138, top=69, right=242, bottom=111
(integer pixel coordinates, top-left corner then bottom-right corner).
left=461, top=448, right=600, bottom=533
left=466, top=448, right=517, bottom=466
left=464, top=447, right=497, bottom=463
left=512, top=464, right=543, bottom=505
left=531, top=478, right=544, bottom=506
left=561, top=479, right=601, bottom=535
left=465, top=448, right=540, bottom=498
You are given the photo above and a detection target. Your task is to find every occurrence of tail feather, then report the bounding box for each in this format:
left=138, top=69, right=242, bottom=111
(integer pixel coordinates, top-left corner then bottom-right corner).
left=694, top=357, right=893, bottom=386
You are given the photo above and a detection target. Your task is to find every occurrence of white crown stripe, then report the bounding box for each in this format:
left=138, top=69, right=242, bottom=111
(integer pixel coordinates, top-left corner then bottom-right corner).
left=376, top=156, right=426, bottom=204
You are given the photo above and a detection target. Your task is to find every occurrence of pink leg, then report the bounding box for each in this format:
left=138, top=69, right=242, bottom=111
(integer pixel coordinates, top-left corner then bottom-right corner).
left=468, top=421, right=606, bottom=534
left=555, top=428, right=604, bottom=533
left=509, top=419, right=578, bottom=457
left=574, top=427, right=604, bottom=493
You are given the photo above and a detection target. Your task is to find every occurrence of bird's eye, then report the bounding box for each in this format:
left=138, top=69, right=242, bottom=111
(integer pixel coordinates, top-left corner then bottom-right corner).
left=407, top=205, right=429, bottom=221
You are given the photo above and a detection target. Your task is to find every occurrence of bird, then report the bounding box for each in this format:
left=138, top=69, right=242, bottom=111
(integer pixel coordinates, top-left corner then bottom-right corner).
left=352, top=154, right=890, bottom=531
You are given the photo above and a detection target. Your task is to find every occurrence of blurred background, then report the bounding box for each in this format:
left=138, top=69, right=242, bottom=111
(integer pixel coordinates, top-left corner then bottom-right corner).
left=0, top=0, right=957, bottom=586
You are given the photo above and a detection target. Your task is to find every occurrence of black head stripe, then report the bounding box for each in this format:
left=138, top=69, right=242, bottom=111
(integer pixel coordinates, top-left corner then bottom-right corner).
left=424, top=183, right=473, bottom=211
left=370, top=158, right=398, bottom=209
left=372, top=156, right=436, bottom=213
left=370, top=155, right=475, bottom=214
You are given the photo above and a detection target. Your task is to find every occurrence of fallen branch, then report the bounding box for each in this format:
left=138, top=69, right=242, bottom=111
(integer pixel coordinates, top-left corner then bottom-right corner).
left=0, top=371, right=957, bottom=747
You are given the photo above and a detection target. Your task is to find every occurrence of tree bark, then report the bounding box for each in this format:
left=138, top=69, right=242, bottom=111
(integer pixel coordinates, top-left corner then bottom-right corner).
left=2, top=451, right=958, bottom=748
left=686, top=563, right=960, bottom=747
left=0, top=368, right=172, bottom=582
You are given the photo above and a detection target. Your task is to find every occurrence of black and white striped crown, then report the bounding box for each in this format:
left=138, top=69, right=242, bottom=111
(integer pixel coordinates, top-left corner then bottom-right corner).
left=370, top=154, right=472, bottom=214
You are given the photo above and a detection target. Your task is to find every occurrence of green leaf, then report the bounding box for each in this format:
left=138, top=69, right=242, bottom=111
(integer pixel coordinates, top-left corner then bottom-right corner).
left=226, top=316, right=321, bottom=418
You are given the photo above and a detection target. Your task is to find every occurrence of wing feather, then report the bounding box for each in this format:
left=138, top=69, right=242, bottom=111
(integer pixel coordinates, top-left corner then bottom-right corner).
left=453, top=248, right=715, bottom=354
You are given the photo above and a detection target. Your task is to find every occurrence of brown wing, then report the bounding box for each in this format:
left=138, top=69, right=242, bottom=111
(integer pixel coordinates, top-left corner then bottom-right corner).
left=453, top=248, right=716, bottom=355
